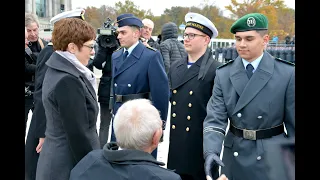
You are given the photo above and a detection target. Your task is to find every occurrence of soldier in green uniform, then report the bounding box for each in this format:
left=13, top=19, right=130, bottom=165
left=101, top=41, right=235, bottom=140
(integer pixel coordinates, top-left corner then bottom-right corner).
left=203, top=13, right=295, bottom=180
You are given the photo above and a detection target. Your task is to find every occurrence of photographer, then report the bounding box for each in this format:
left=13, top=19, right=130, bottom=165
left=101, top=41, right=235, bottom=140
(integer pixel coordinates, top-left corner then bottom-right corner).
left=25, top=13, right=48, bottom=136
left=93, top=19, right=119, bottom=148
left=25, top=27, right=37, bottom=135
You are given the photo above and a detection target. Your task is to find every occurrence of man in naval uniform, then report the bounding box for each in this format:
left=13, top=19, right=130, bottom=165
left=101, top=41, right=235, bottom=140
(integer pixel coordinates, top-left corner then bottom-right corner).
left=203, top=13, right=295, bottom=180
left=25, top=9, right=86, bottom=180
left=167, top=12, right=222, bottom=180
left=110, top=13, right=169, bottom=159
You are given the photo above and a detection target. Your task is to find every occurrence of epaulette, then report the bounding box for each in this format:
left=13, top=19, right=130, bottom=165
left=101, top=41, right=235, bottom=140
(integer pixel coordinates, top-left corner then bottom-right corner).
left=48, top=42, right=53, bottom=46
left=146, top=46, right=157, bottom=51
left=217, top=59, right=234, bottom=69
left=275, top=57, right=295, bottom=66
left=114, top=47, right=123, bottom=52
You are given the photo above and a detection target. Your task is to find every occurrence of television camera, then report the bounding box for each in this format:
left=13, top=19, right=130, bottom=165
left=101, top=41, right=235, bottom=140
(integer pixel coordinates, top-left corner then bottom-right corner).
left=97, top=18, right=119, bottom=49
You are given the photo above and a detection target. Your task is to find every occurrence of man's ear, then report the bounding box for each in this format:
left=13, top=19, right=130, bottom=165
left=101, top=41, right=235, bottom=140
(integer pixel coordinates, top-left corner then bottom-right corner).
left=263, top=34, right=269, bottom=45
left=152, top=128, right=162, bottom=147
left=204, top=35, right=211, bottom=46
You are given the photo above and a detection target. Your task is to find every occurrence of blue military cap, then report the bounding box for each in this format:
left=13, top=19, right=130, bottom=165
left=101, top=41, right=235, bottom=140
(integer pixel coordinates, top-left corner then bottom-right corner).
left=50, top=8, right=85, bottom=25
left=116, top=13, right=143, bottom=28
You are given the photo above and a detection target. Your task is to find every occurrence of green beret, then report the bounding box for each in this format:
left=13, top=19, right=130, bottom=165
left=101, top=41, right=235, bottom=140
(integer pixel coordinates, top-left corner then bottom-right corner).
left=230, top=13, right=268, bottom=34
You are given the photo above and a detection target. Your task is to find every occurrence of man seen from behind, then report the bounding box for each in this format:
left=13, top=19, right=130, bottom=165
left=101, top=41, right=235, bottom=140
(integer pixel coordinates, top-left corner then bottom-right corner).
left=69, top=99, right=181, bottom=180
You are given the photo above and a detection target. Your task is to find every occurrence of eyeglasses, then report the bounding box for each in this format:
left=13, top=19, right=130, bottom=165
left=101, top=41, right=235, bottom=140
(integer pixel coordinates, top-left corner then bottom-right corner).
left=183, top=33, right=206, bottom=40
left=83, top=44, right=94, bottom=50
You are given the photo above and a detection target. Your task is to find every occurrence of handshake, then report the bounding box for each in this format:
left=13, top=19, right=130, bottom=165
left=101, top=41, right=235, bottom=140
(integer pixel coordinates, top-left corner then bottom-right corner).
left=204, top=153, right=226, bottom=180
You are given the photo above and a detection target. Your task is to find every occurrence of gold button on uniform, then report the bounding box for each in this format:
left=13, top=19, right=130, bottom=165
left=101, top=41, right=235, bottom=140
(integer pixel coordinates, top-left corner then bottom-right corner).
left=173, top=90, right=177, bottom=94
left=186, top=127, right=190, bottom=131
left=189, top=91, right=193, bottom=95
left=188, top=103, right=192, bottom=107
left=172, top=125, right=176, bottom=129
left=187, top=116, right=191, bottom=120
left=172, top=113, right=176, bottom=117
left=172, top=101, right=176, bottom=105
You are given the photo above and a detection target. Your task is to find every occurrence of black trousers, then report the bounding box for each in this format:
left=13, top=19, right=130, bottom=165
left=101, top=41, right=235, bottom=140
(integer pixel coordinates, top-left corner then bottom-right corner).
left=25, top=113, right=39, bottom=180
left=25, top=97, right=34, bottom=136
left=99, top=103, right=112, bottom=148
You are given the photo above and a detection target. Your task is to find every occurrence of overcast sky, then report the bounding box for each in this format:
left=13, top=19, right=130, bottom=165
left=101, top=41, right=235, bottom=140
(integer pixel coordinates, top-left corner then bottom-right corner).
left=71, top=0, right=295, bottom=17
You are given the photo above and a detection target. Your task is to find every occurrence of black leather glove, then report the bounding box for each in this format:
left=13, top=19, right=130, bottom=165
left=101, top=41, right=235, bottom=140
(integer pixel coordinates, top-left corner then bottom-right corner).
left=159, top=120, right=166, bottom=142
left=96, top=35, right=105, bottom=47
left=159, top=133, right=164, bottom=143
left=162, top=120, right=166, bottom=130
left=204, top=153, right=225, bottom=179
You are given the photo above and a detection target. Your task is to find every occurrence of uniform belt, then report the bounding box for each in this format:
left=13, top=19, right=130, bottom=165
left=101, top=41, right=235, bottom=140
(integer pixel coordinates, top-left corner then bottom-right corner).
left=229, top=123, right=284, bottom=140
left=115, top=92, right=150, bottom=103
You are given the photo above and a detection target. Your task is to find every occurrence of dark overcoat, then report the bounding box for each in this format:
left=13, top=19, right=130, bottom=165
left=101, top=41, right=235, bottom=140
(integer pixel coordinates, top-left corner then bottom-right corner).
left=167, top=49, right=222, bottom=178
left=69, top=142, right=182, bottom=180
left=25, top=43, right=54, bottom=180
left=36, top=52, right=100, bottom=180
left=203, top=51, right=295, bottom=180
left=32, top=43, right=54, bottom=139
left=93, top=44, right=116, bottom=104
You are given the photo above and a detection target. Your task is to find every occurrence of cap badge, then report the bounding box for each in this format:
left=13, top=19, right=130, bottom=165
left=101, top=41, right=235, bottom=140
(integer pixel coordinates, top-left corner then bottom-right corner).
left=246, top=17, right=256, bottom=27
left=80, top=10, right=85, bottom=20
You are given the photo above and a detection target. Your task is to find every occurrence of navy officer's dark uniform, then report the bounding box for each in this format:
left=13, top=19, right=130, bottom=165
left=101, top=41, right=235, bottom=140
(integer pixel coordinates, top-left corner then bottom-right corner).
left=203, top=13, right=295, bottom=180
left=110, top=14, right=169, bottom=159
left=167, top=12, right=222, bottom=180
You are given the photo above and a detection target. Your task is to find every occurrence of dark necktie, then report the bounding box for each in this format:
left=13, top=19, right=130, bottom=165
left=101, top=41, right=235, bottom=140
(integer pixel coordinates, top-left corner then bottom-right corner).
left=246, top=64, right=254, bottom=79
left=123, top=50, right=129, bottom=61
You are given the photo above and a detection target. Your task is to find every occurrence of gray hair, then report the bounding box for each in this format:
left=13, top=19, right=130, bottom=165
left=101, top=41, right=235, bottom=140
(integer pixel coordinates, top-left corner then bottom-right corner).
left=25, top=13, right=39, bottom=27
left=142, top=18, right=154, bottom=29
left=113, top=99, right=162, bottom=151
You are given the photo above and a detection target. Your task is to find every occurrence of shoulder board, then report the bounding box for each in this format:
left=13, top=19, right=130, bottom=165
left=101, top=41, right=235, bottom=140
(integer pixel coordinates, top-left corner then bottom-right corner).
left=217, top=59, right=234, bottom=69
left=275, top=57, right=295, bottom=66
left=114, top=47, right=123, bottom=52
left=48, top=42, right=53, bottom=46
left=146, top=46, right=157, bottom=51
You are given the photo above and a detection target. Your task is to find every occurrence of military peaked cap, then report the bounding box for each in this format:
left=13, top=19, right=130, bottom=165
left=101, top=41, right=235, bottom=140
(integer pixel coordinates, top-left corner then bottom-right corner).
left=185, top=12, right=218, bottom=38
left=116, top=13, right=143, bottom=28
left=50, top=8, right=85, bottom=25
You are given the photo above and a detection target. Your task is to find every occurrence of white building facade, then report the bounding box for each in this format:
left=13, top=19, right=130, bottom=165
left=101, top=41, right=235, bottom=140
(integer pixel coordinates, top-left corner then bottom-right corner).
left=25, top=0, right=72, bottom=30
